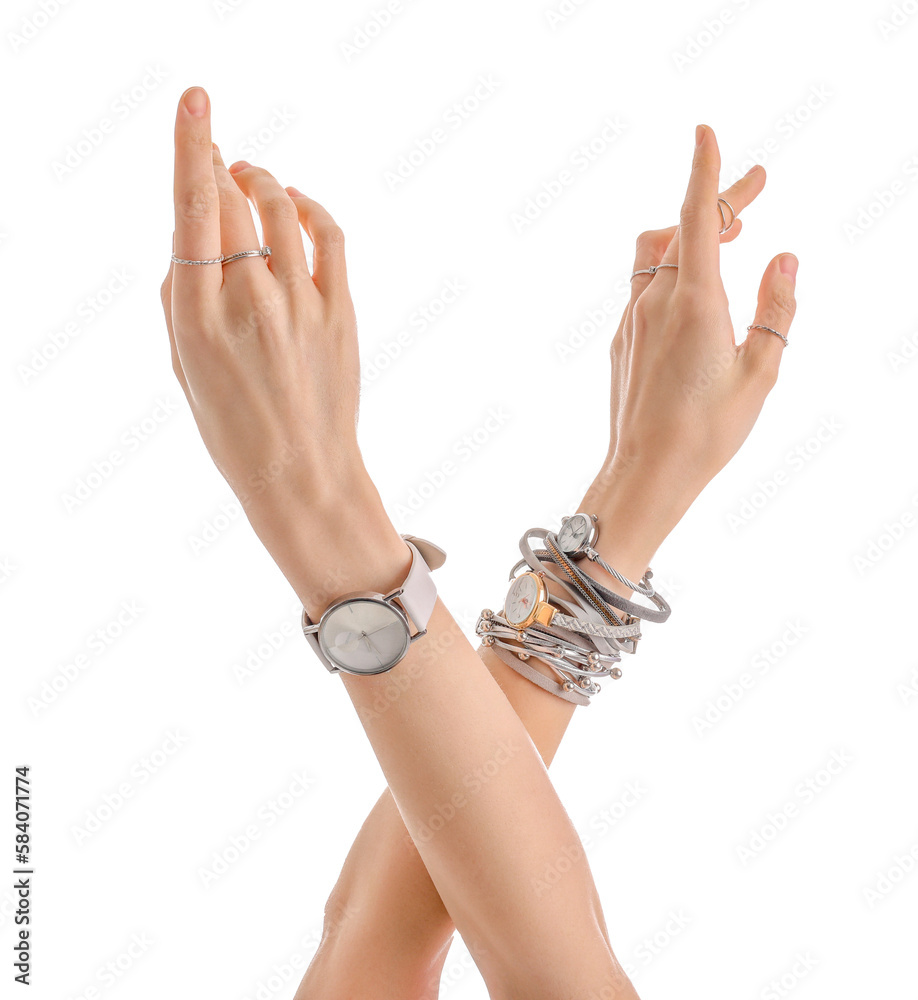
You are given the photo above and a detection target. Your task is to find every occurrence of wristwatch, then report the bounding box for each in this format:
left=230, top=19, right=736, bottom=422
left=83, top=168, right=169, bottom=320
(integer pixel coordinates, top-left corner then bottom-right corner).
left=503, top=570, right=640, bottom=640
left=556, top=512, right=655, bottom=597
left=300, top=535, right=446, bottom=676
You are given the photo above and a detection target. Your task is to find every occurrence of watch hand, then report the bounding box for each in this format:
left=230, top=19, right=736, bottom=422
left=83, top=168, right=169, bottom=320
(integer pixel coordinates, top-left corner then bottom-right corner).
left=363, top=633, right=384, bottom=661
left=364, top=623, right=398, bottom=638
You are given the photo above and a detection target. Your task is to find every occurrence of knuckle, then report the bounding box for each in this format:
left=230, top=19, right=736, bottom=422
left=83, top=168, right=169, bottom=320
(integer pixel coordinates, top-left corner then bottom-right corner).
left=317, top=222, right=345, bottom=252
left=673, top=284, right=708, bottom=316
left=631, top=295, right=650, bottom=326
left=262, top=193, right=299, bottom=223
left=770, top=283, right=797, bottom=320
left=176, top=184, right=218, bottom=223
left=635, top=228, right=669, bottom=258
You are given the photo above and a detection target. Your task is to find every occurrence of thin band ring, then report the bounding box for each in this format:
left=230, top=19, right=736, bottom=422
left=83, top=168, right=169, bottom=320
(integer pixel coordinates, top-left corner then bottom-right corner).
left=747, top=323, right=788, bottom=347
left=630, top=263, right=678, bottom=281
left=171, top=245, right=272, bottom=266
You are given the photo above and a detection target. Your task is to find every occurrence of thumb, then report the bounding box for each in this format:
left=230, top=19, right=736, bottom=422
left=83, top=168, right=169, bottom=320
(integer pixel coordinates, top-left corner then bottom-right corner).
left=741, top=252, right=797, bottom=387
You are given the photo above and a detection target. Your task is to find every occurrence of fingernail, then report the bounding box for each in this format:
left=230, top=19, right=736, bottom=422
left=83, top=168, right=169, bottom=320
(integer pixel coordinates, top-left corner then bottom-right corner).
left=286, top=185, right=303, bottom=197
left=229, top=160, right=250, bottom=173
left=744, top=164, right=760, bottom=176
left=183, top=87, right=207, bottom=117
left=779, top=254, right=798, bottom=282
left=695, top=124, right=706, bottom=148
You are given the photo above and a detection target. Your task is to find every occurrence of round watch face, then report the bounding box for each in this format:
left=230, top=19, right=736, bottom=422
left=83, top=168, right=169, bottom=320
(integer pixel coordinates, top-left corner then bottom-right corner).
left=318, top=598, right=411, bottom=674
left=504, top=572, right=543, bottom=627
left=557, top=513, right=592, bottom=555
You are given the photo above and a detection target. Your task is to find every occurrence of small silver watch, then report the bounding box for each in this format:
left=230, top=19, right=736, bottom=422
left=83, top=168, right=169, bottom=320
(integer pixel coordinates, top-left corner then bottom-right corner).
left=556, top=513, right=655, bottom=597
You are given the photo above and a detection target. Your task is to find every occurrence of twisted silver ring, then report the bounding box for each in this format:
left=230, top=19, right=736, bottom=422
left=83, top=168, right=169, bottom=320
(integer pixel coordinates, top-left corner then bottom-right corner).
left=630, top=263, right=678, bottom=281
left=717, top=198, right=736, bottom=235
left=747, top=324, right=788, bottom=347
left=171, top=246, right=272, bottom=266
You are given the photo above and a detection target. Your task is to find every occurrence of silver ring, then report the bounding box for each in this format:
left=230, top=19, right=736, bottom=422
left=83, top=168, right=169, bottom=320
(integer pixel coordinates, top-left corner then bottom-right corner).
left=630, top=263, right=678, bottom=282
left=717, top=198, right=736, bottom=235
left=747, top=324, right=788, bottom=347
left=171, top=245, right=272, bottom=266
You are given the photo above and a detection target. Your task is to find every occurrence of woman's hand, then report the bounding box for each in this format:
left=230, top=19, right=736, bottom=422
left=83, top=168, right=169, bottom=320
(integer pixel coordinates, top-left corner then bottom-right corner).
left=579, top=123, right=798, bottom=591
left=160, top=86, right=408, bottom=614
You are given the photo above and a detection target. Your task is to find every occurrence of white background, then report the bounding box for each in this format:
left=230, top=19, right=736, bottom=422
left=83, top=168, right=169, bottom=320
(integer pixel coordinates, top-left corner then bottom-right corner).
left=3, top=0, right=918, bottom=997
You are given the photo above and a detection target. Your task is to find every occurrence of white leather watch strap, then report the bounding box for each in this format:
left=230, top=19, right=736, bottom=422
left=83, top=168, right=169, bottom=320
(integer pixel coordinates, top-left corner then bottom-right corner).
left=398, top=535, right=445, bottom=631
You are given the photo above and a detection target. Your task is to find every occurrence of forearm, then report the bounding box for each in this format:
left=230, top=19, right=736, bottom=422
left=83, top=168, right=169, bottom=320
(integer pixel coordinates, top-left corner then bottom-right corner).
left=248, top=473, right=633, bottom=996
left=296, top=459, right=679, bottom=996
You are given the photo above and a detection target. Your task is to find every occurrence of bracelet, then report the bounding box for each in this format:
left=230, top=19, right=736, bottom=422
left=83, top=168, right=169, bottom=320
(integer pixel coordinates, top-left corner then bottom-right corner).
left=477, top=517, right=672, bottom=705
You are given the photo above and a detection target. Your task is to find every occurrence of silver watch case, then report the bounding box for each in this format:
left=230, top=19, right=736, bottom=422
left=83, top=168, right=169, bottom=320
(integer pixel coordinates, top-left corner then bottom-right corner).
left=556, top=512, right=600, bottom=558
left=301, top=588, right=426, bottom=676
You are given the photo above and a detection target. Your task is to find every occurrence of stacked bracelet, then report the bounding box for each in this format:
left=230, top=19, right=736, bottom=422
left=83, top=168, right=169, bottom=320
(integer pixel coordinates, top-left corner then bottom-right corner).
left=476, top=515, right=671, bottom=705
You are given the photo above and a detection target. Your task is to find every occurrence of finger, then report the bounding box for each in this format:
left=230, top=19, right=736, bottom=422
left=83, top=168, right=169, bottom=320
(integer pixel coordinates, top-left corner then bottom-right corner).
left=673, top=124, right=722, bottom=286
left=172, top=87, right=222, bottom=303
left=740, top=253, right=798, bottom=387
left=627, top=225, right=678, bottom=300
left=210, top=145, right=264, bottom=291
left=284, top=187, right=349, bottom=302
left=227, top=160, right=311, bottom=289
left=658, top=162, right=763, bottom=271
left=161, top=231, right=190, bottom=397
